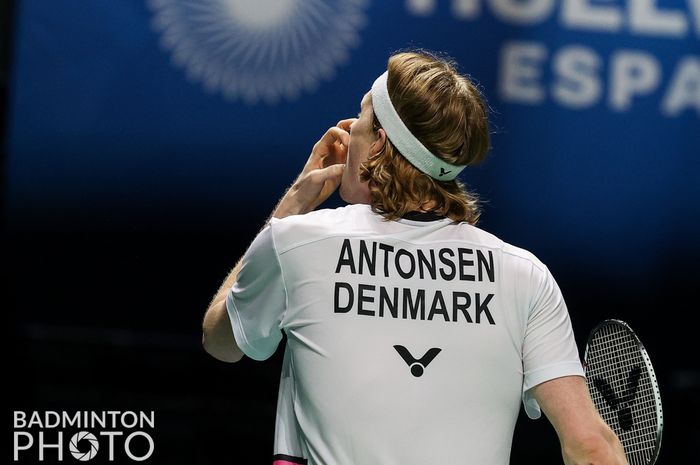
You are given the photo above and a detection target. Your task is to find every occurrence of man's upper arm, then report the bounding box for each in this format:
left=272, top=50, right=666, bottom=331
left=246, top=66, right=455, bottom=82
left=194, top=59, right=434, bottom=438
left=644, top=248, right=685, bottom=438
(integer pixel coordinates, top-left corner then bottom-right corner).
left=532, top=375, right=609, bottom=447
left=226, top=223, right=287, bottom=361
left=202, top=298, right=245, bottom=363
left=521, top=263, right=584, bottom=418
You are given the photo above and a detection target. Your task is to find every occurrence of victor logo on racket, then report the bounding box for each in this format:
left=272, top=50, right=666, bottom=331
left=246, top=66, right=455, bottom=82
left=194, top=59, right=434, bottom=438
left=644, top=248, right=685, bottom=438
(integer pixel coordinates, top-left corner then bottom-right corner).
left=593, top=365, right=642, bottom=431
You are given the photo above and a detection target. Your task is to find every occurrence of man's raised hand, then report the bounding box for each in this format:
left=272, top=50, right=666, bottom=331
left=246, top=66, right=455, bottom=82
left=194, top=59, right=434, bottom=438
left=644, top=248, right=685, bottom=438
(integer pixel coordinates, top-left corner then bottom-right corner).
left=273, top=120, right=355, bottom=219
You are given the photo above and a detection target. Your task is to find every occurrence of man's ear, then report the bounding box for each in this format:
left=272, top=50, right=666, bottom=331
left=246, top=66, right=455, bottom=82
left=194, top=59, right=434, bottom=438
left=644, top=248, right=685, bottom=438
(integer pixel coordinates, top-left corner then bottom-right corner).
left=371, top=128, right=387, bottom=155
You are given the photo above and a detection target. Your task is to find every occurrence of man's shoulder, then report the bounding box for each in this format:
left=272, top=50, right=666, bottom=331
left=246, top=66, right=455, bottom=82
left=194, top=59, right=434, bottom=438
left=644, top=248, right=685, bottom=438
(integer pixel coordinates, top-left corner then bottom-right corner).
left=501, top=241, right=547, bottom=272
left=271, top=204, right=374, bottom=232
left=465, top=225, right=547, bottom=273
left=274, top=204, right=369, bottom=225
left=269, top=205, right=548, bottom=274
left=269, top=204, right=376, bottom=252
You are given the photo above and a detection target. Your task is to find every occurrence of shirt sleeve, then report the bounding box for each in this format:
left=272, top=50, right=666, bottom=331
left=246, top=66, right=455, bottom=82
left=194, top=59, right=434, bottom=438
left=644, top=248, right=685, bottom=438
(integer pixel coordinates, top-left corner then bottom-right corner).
left=226, top=222, right=287, bottom=361
left=521, top=265, right=584, bottom=419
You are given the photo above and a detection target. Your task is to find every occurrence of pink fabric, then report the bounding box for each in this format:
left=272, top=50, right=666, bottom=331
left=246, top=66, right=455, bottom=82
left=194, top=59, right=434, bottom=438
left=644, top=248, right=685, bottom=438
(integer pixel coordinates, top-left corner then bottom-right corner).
left=273, top=461, right=302, bottom=465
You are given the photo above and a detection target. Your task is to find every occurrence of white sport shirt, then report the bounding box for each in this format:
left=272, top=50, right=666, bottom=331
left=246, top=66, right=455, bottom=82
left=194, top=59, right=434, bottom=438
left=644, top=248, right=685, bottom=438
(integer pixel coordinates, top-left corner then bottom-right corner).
left=227, top=204, right=584, bottom=465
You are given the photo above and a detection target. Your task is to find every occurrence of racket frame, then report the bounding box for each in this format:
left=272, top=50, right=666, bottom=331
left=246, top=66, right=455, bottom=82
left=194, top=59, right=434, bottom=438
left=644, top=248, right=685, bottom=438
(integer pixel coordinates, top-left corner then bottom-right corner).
left=583, top=319, right=664, bottom=465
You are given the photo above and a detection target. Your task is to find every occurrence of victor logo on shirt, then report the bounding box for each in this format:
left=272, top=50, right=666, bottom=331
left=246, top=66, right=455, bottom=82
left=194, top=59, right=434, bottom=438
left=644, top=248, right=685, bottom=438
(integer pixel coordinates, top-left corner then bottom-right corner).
left=393, top=345, right=442, bottom=377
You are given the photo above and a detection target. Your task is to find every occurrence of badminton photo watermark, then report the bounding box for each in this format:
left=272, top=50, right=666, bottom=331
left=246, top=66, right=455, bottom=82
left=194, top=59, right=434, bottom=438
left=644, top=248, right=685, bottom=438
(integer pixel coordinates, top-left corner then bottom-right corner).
left=13, top=411, right=155, bottom=462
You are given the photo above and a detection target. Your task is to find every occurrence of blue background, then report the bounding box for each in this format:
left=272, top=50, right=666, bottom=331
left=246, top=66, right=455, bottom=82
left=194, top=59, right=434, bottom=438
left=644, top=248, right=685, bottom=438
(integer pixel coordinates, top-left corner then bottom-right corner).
left=7, top=0, right=699, bottom=279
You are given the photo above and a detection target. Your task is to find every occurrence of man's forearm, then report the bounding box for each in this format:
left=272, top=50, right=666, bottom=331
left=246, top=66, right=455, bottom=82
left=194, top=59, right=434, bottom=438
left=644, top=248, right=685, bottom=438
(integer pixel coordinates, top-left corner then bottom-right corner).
left=534, top=376, right=629, bottom=465
left=561, top=424, right=627, bottom=465
left=202, top=122, right=349, bottom=362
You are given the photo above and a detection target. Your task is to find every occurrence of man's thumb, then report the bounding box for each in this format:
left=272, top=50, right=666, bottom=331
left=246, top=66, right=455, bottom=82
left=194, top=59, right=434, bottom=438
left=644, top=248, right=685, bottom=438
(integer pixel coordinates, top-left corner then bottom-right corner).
left=312, top=163, right=345, bottom=185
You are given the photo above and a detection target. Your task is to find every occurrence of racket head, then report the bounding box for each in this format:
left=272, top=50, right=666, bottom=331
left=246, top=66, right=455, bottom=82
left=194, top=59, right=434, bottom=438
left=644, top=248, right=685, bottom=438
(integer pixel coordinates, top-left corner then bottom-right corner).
left=584, top=319, right=663, bottom=465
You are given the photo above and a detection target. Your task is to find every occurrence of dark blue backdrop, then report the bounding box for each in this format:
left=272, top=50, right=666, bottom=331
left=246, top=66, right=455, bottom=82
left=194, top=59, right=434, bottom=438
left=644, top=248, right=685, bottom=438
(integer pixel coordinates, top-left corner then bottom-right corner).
left=5, top=1, right=699, bottom=464
left=7, top=0, right=699, bottom=281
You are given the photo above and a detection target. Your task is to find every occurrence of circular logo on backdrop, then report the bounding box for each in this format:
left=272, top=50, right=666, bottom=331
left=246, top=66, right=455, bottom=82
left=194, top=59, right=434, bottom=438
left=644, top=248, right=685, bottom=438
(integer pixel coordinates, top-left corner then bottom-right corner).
left=69, top=431, right=99, bottom=461
left=148, top=0, right=369, bottom=104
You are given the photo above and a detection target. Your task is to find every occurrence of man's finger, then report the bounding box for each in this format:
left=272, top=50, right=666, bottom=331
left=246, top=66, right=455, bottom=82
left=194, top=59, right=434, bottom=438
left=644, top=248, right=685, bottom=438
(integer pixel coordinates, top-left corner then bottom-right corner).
left=315, top=126, right=350, bottom=151
left=336, top=118, right=357, bottom=133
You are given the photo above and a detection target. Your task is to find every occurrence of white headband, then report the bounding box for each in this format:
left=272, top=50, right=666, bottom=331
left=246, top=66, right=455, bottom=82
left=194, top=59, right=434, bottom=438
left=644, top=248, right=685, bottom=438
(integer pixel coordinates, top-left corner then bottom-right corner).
left=370, top=71, right=466, bottom=181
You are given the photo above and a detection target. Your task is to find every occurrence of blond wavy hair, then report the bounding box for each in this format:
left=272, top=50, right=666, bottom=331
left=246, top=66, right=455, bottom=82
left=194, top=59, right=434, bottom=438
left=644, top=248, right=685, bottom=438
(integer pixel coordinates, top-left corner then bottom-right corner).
left=359, top=51, right=491, bottom=224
